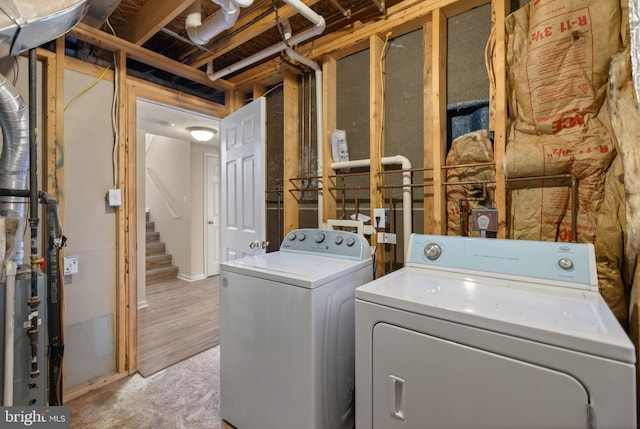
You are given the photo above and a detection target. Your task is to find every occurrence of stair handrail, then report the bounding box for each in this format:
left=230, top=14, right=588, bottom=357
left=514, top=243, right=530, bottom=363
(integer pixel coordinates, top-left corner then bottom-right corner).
left=145, top=167, right=181, bottom=219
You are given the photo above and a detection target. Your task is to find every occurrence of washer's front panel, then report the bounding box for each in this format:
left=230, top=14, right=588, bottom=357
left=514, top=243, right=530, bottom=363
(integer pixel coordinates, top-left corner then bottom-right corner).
left=372, top=323, right=589, bottom=429
left=220, top=271, right=314, bottom=429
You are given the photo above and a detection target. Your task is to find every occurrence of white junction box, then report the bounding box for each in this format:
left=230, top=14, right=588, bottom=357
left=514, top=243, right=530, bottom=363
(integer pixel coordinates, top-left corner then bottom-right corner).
left=108, top=188, right=122, bottom=207
left=64, top=255, right=78, bottom=275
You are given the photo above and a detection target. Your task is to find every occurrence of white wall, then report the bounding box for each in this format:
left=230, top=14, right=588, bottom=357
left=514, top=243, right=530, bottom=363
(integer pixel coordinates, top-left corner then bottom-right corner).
left=63, top=68, right=117, bottom=389
left=145, top=134, right=191, bottom=277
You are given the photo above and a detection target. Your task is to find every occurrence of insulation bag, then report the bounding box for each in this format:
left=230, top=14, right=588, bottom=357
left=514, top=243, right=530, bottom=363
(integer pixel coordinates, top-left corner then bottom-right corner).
left=504, top=0, right=622, bottom=242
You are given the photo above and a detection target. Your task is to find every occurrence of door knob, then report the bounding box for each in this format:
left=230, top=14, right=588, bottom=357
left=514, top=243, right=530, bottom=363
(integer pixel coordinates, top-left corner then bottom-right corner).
left=208, top=221, right=214, bottom=224
left=249, top=241, right=260, bottom=249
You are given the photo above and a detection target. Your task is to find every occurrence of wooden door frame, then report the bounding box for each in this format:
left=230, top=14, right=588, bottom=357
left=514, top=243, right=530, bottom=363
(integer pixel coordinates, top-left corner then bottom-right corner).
left=122, top=77, right=229, bottom=374
left=204, top=152, right=221, bottom=277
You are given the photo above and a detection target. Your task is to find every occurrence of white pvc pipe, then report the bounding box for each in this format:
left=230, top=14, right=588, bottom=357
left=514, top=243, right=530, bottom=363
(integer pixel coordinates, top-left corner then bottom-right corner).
left=207, top=2, right=325, bottom=81
left=186, top=0, right=248, bottom=45
left=284, top=48, right=324, bottom=227
left=283, top=0, right=324, bottom=27
left=4, top=260, right=16, bottom=406
left=331, top=155, right=413, bottom=261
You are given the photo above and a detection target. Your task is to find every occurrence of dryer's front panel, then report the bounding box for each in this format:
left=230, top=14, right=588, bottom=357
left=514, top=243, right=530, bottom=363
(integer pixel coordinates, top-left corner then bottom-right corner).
left=372, top=323, right=590, bottom=429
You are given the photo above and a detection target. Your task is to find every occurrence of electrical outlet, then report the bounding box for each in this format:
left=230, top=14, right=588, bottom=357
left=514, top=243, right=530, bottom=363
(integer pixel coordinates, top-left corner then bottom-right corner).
left=63, top=255, right=78, bottom=275
left=373, top=208, right=388, bottom=228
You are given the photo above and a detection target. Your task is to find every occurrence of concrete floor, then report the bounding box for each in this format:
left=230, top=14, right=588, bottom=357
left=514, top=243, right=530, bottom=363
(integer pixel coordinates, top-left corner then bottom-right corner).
left=68, top=346, right=222, bottom=428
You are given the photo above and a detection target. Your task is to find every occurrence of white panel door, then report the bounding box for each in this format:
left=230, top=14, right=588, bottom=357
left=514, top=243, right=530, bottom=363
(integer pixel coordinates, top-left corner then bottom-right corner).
left=205, top=153, right=221, bottom=276
left=220, top=97, right=266, bottom=262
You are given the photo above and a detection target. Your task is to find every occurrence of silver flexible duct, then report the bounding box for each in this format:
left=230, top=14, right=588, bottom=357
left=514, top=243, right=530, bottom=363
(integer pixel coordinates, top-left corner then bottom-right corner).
left=0, top=72, right=28, bottom=265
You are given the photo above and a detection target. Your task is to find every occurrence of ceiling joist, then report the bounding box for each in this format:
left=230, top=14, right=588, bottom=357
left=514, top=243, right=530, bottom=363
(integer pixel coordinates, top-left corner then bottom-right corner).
left=187, top=0, right=323, bottom=69
left=69, top=22, right=235, bottom=92
left=118, top=0, right=196, bottom=45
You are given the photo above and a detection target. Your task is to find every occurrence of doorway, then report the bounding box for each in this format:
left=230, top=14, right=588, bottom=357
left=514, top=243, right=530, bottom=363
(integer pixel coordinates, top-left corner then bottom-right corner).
left=136, top=99, right=221, bottom=375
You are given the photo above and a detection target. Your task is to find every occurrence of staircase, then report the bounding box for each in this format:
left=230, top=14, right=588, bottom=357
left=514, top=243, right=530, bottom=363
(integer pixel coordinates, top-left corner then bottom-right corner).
left=146, top=211, right=179, bottom=284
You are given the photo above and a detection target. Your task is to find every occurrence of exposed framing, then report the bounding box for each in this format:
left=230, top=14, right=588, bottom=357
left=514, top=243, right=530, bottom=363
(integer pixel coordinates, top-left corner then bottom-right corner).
left=53, top=0, right=522, bottom=398
left=283, top=71, right=300, bottom=234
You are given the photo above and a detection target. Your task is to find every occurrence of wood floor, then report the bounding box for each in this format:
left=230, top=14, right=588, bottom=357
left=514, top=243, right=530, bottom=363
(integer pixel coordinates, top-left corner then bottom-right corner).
left=137, top=275, right=220, bottom=377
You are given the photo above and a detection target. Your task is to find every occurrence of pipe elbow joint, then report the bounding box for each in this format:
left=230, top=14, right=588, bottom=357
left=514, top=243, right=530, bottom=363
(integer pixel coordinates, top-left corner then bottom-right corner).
left=315, top=18, right=326, bottom=34
left=186, top=27, right=209, bottom=45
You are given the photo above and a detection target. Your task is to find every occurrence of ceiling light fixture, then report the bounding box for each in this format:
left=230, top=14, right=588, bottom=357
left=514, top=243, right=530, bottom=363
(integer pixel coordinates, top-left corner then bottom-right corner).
left=187, top=126, right=217, bottom=142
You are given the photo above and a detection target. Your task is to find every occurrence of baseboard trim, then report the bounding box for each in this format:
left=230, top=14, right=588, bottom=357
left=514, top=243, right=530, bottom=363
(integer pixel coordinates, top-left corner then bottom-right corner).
left=177, top=273, right=206, bottom=282
left=137, top=300, right=149, bottom=310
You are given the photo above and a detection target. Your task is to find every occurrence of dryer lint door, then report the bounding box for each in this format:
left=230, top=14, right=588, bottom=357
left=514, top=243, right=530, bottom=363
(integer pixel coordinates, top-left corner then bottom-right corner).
left=372, top=323, right=590, bottom=429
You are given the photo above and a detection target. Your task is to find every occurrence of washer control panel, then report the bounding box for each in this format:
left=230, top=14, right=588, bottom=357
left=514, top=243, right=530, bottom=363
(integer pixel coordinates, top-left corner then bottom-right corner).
left=281, top=229, right=369, bottom=260
left=407, top=234, right=597, bottom=289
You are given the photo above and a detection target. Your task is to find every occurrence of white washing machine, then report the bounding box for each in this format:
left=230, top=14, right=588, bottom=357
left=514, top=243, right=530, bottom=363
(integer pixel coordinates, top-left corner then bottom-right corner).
left=220, top=228, right=373, bottom=429
left=355, top=234, right=636, bottom=429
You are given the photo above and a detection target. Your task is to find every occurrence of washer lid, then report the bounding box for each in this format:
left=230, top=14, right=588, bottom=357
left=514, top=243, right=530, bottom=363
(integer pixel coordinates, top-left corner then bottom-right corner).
left=356, top=267, right=635, bottom=363
left=221, top=251, right=372, bottom=289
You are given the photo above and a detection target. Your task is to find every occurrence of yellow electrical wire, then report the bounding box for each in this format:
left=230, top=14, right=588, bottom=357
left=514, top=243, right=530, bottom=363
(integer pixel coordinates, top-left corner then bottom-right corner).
left=64, top=64, right=112, bottom=112
left=378, top=32, right=391, bottom=207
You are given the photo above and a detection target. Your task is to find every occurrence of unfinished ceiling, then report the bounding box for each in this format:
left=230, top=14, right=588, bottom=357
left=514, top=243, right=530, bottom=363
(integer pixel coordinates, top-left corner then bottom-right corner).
left=75, top=0, right=396, bottom=102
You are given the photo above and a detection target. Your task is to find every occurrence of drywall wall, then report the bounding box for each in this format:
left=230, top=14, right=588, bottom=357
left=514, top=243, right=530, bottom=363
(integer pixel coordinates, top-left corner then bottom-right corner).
left=145, top=134, right=191, bottom=277
left=63, top=68, right=117, bottom=389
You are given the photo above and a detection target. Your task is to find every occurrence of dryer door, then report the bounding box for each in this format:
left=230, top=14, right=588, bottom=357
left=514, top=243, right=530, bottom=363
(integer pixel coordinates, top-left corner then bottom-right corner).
left=372, top=323, right=590, bottom=429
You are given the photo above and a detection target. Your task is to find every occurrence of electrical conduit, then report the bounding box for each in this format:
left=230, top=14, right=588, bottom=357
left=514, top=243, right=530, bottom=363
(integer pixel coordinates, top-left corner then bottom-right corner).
left=331, top=156, right=412, bottom=261
left=284, top=47, right=324, bottom=227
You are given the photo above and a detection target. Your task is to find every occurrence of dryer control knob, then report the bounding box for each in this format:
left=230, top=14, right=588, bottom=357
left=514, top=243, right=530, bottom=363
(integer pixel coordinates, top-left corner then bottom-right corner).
left=558, top=258, right=574, bottom=270
left=288, top=233, right=297, bottom=241
left=335, top=236, right=344, bottom=245
left=315, top=233, right=325, bottom=243
left=298, top=233, right=306, bottom=241
left=424, top=243, right=442, bottom=260
left=346, top=237, right=356, bottom=247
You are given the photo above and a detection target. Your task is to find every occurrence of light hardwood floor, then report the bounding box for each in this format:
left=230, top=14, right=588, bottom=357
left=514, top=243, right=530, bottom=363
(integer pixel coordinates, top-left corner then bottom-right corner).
left=137, top=276, right=220, bottom=377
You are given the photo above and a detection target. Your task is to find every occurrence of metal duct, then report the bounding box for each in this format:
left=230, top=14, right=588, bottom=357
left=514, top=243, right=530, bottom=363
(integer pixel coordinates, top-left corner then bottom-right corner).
left=0, top=72, right=28, bottom=264
left=0, top=0, right=87, bottom=264
left=0, top=0, right=89, bottom=58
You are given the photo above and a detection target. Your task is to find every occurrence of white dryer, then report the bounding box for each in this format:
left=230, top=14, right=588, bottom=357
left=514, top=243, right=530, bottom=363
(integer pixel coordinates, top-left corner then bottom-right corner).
left=220, top=228, right=373, bottom=429
left=355, top=234, right=635, bottom=429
